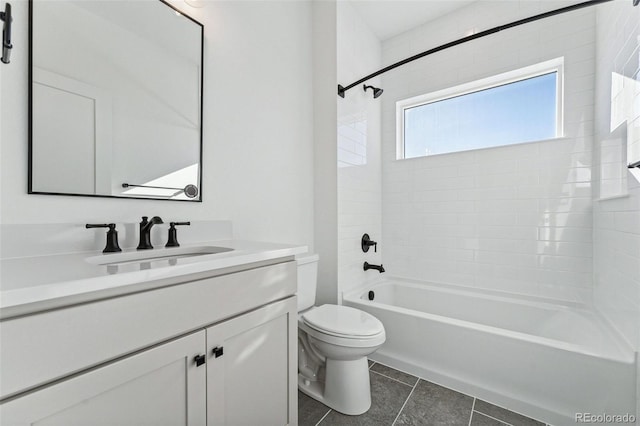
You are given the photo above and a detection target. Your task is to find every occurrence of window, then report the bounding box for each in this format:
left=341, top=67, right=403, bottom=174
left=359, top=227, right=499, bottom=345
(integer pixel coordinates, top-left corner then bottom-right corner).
left=397, top=58, right=563, bottom=159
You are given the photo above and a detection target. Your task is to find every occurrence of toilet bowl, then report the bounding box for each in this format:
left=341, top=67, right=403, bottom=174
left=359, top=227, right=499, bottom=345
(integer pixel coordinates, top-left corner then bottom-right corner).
left=296, top=254, right=386, bottom=415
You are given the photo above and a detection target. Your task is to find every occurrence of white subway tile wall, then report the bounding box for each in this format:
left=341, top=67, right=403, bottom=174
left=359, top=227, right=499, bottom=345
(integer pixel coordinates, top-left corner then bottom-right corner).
left=337, top=2, right=383, bottom=299
left=593, top=0, right=640, bottom=351
left=380, top=3, right=597, bottom=303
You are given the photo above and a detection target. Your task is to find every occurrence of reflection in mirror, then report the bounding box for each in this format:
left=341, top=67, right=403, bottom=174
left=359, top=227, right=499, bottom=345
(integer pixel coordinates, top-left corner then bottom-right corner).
left=29, top=0, right=203, bottom=201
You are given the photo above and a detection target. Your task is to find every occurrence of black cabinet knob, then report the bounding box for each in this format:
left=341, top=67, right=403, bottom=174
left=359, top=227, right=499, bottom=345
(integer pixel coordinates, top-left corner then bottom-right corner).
left=194, top=354, right=206, bottom=367
left=212, top=346, right=224, bottom=358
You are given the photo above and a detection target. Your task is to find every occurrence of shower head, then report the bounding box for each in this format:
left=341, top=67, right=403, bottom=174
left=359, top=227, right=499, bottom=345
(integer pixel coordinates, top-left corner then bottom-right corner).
left=363, top=84, right=383, bottom=99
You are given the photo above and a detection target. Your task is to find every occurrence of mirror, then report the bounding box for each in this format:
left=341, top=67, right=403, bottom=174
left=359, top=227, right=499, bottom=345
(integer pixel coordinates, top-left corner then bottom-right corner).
left=28, top=0, right=203, bottom=201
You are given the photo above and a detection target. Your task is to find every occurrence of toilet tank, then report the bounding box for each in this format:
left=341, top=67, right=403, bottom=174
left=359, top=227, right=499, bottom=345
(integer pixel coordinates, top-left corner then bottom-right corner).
left=296, top=253, right=319, bottom=312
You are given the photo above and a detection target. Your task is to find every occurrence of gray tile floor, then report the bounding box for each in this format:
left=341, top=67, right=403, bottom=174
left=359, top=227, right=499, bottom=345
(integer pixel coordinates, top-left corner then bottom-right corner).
left=299, top=361, right=548, bottom=426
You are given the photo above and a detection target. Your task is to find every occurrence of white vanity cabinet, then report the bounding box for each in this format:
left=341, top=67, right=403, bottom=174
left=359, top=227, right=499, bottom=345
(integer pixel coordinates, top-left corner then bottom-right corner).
left=0, top=260, right=298, bottom=426
left=0, top=331, right=208, bottom=426
left=207, top=298, right=295, bottom=426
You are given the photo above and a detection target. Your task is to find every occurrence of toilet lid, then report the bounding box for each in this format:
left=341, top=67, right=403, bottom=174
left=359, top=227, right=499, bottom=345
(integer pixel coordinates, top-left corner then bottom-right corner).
left=302, top=305, right=384, bottom=337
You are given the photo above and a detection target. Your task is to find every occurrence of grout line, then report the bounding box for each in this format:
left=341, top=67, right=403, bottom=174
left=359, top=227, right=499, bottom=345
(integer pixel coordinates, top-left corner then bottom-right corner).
left=370, top=369, right=415, bottom=387
left=421, top=376, right=542, bottom=425
left=475, top=399, right=539, bottom=426
left=302, top=364, right=546, bottom=426
left=388, top=367, right=481, bottom=402
left=473, top=410, right=514, bottom=426
left=315, top=409, right=332, bottom=426
left=369, top=360, right=420, bottom=382
left=468, top=398, right=477, bottom=426
left=391, top=378, right=419, bottom=426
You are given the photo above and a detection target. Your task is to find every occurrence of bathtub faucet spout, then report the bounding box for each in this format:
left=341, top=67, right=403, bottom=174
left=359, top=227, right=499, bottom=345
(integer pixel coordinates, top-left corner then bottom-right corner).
left=364, top=262, right=385, bottom=273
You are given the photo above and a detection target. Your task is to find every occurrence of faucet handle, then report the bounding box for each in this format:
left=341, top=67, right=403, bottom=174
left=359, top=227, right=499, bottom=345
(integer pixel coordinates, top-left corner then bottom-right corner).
left=86, top=223, right=110, bottom=228
left=166, top=221, right=191, bottom=247
left=140, top=216, right=163, bottom=225
left=361, top=234, right=378, bottom=253
left=86, top=223, right=122, bottom=253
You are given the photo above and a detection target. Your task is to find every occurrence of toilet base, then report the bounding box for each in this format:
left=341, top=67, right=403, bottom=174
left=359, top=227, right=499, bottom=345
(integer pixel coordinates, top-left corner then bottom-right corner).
left=298, top=357, right=371, bottom=415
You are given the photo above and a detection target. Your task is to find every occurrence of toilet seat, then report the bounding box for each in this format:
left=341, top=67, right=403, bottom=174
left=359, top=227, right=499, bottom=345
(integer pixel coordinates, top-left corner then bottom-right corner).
left=302, top=305, right=384, bottom=339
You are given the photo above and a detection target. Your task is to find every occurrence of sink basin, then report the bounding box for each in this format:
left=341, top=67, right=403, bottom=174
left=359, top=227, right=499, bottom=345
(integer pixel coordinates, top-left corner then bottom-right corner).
left=85, top=246, right=234, bottom=266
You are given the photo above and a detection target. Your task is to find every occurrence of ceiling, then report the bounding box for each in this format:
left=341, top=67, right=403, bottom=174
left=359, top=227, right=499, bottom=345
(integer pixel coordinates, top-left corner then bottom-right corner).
left=347, top=0, right=476, bottom=41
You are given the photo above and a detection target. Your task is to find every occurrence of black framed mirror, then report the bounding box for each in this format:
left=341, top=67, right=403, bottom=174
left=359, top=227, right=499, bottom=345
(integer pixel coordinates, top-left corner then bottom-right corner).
left=28, top=0, right=204, bottom=201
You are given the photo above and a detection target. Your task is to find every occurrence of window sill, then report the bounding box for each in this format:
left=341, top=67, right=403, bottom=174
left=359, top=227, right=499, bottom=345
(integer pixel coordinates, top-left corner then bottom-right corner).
left=595, top=194, right=630, bottom=202
left=394, top=135, right=569, bottom=161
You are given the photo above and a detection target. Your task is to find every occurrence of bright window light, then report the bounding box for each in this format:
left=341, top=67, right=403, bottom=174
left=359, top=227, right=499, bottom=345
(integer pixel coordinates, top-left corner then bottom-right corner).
left=397, top=58, right=563, bottom=159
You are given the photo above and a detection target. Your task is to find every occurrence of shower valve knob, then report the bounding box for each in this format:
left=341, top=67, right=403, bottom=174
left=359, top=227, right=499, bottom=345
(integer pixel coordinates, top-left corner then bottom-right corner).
left=361, top=234, right=378, bottom=253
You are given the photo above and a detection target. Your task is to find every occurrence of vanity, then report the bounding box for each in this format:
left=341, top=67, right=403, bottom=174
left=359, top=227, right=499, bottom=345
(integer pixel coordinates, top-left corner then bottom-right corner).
left=1, top=1, right=304, bottom=423
left=0, top=235, right=305, bottom=425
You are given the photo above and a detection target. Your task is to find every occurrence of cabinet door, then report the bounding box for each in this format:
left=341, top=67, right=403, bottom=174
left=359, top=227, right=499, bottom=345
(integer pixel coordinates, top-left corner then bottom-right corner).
left=207, top=297, right=297, bottom=426
left=0, top=331, right=206, bottom=426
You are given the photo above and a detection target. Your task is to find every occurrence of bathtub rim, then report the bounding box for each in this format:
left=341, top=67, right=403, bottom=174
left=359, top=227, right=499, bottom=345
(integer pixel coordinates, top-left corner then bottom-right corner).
left=346, top=274, right=591, bottom=309
left=343, top=277, right=635, bottom=364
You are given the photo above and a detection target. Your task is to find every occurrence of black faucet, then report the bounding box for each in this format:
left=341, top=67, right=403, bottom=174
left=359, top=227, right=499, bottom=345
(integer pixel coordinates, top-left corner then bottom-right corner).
left=86, top=223, right=122, bottom=253
left=166, top=221, right=191, bottom=247
left=137, top=216, right=164, bottom=250
left=363, top=262, right=385, bottom=273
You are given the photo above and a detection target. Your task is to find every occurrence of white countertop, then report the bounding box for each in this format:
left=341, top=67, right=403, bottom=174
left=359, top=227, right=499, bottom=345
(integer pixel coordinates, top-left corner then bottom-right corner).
left=0, top=240, right=307, bottom=319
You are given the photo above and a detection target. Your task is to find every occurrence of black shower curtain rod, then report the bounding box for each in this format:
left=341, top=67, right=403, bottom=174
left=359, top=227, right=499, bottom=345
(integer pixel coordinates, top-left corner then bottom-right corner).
left=337, top=0, right=628, bottom=98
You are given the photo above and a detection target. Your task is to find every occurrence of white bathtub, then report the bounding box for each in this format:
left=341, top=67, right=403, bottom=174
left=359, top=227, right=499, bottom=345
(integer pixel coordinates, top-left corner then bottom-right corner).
left=344, top=279, right=637, bottom=426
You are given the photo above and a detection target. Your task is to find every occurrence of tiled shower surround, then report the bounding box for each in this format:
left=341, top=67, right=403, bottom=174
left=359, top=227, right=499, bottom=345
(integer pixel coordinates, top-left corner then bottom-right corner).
left=337, top=1, right=383, bottom=300
left=380, top=4, right=598, bottom=303
left=336, top=1, right=639, bottom=420
left=592, top=2, right=640, bottom=414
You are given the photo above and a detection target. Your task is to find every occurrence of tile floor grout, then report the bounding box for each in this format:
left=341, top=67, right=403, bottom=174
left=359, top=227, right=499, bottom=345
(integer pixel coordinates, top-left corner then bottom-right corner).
left=467, top=398, right=477, bottom=426
left=474, top=409, right=516, bottom=426
left=391, top=378, right=419, bottom=426
left=372, top=361, right=551, bottom=426
left=315, top=409, right=331, bottom=426
left=370, top=369, right=415, bottom=388
left=305, top=360, right=551, bottom=426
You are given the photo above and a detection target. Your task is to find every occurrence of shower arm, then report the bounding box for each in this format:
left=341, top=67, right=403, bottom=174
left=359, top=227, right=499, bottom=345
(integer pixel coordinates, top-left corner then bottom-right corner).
left=337, top=0, right=623, bottom=98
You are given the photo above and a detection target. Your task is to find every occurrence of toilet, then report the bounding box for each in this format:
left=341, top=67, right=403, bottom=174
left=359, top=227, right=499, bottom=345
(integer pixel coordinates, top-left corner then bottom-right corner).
left=297, top=254, right=386, bottom=415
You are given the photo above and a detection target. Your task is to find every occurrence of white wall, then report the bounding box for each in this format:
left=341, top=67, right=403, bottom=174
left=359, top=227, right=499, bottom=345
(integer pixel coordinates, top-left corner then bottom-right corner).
left=0, top=0, right=314, bottom=249
left=336, top=1, right=382, bottom=300
left=593, top=0, right=640, bottom=354
left=313, top=0, right=338, bottom=305
left=380, top=1, right=596, bottom=303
